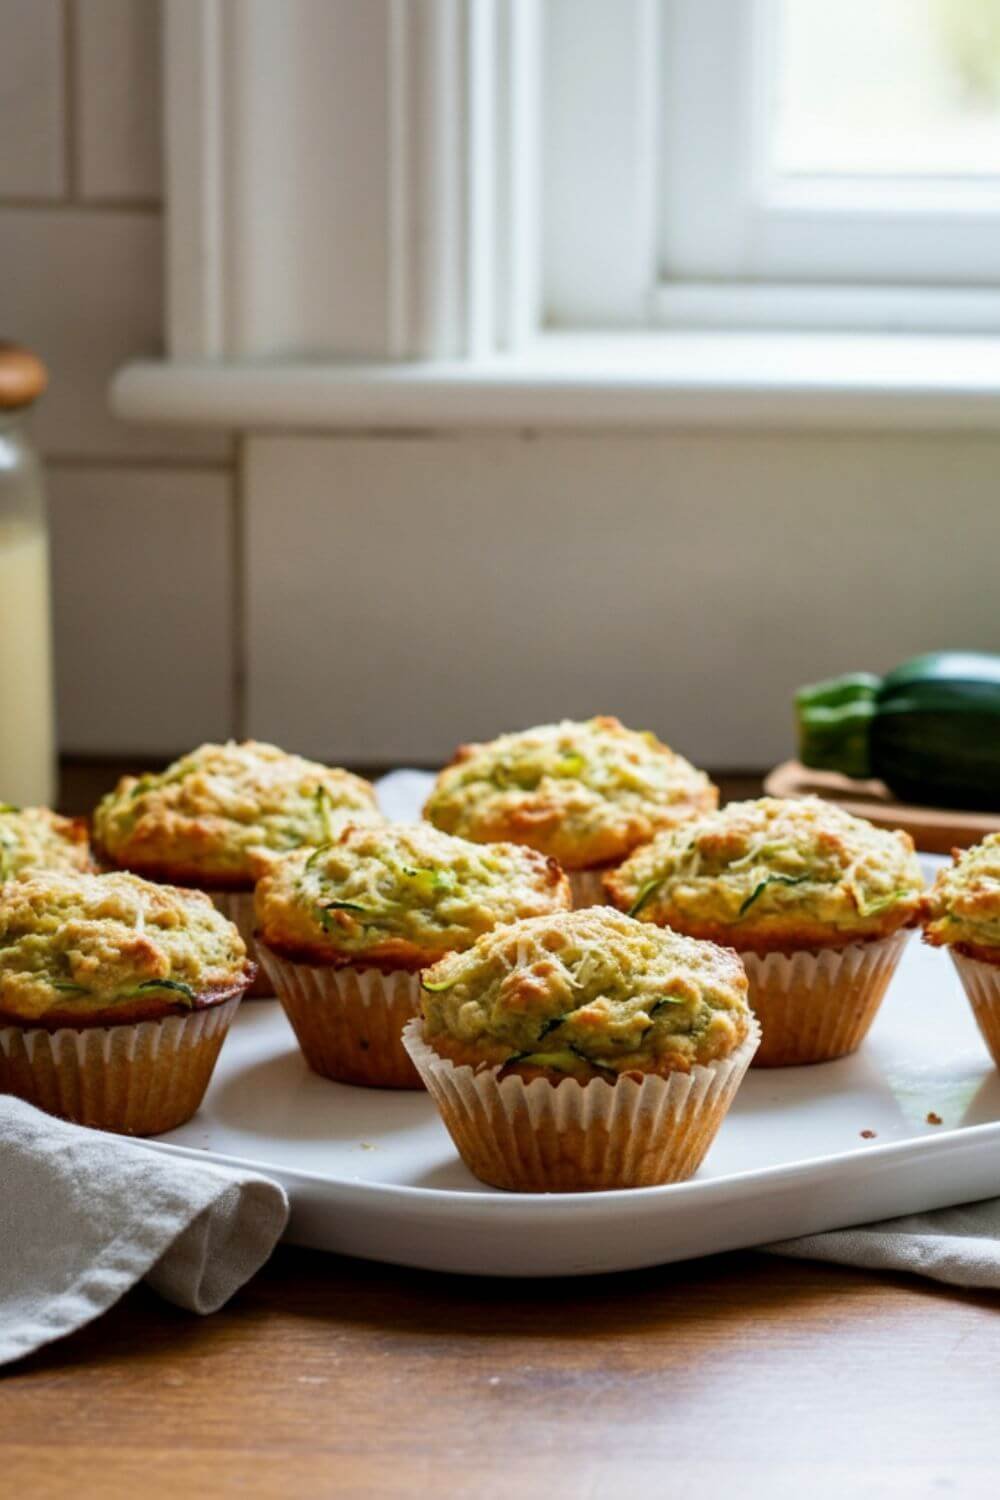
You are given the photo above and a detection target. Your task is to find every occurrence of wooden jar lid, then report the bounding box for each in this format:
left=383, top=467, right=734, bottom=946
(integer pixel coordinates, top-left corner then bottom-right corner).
left=0, top=343, right=47, bottom=409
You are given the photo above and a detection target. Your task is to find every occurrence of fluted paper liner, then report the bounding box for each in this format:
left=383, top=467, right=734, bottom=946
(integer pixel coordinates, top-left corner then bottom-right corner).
left=258, top=945, right=423, bottom=1089
left=568, top=867, right=614, bottom=909
left=0, top=996, right=240, bottom=1136
left=402, top=1016, right=760, bottom=1192
left=950, top=950, right=1000, bottom=1069
left=210, top=890, right=273, bottom=998
left=740, top=930, right=911, bottom=1068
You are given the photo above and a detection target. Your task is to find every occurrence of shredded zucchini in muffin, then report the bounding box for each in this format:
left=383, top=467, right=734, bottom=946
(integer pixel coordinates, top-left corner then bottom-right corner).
left=923, top=834, right=1000, bottom=954
left=94, top=740, right=381, bottom=885
left=255, top=822, right=570, bottom=965
left=420, top=907, right=749, bottom=1076
left=424, top=717, right=716, bottom=870
left=605, top=796, right=923, bottom=950
left=0, top=805, right=92, bottom=882
left=0, top=871, right=248, bottom=1021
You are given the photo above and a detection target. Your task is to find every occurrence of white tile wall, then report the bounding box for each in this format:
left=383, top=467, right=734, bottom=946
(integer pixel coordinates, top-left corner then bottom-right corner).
left=49, top=465, right=235, bottom=754
left=245, top=432, right=1000, bottom=769
left=0, top=0, right=235, bottom=753
left=0, top=207, right=229, bottom=461
left=0, top=0, right=65, bottom=198
left=75, top=0, right=162, bottom=200
left=1, top=0, right=996, bottom=774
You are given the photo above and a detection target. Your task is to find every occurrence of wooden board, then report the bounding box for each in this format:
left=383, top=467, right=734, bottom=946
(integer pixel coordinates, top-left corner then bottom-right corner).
left=765, top=760, right=1000, bottom=854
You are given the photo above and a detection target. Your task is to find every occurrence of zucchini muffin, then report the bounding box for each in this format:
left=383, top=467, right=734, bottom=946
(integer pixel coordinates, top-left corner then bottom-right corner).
left=424, top=717, right=717, bottom=907
left=255, top=822, right=571, bottom=1088
left=0, top=870, right=254, bottom=1134
left=923, top=835, right=1000, bottom=1066
left=0, top=804, right=93, bottom=881
left=402, top=906, right=758, bottom=1190
left=606, top=796, right=923, bottom=1067
left=93, top=740, right=380, bottom=995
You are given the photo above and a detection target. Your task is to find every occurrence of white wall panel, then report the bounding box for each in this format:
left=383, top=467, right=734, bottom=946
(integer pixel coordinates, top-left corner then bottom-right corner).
left=49, top=465, right=234, bottom=754
left=76, top=0, right=163, bottom=200
left=0, top=0, right=65, bottom=198
left=0, top=208, right=229, bottom=460
left=245, top=431, right=1000, bottom=768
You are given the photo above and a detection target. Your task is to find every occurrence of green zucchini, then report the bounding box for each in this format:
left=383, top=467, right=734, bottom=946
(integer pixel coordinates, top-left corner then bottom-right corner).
left=796, top=651, right=1000, bottom=811
left=738, top=874, right=808, bottom=917
left=122, top=979, right=197, bottom=1005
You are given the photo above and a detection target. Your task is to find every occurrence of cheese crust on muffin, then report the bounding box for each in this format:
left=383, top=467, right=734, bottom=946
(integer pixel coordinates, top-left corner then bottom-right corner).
left=255, top=822, right=571, bottom=969
left=0, top=870, right=251, bottom=1026
left=423, top=717, right=717, bottom=870
left=605, top=796, right=923, bottom=953
left=419, top=906, right=750, bottom=1079
left=0, top=805, right=93, bottom=881
left=922, top=834, right=1000, bottom=963
left=93, top=740, right=380, bottom=887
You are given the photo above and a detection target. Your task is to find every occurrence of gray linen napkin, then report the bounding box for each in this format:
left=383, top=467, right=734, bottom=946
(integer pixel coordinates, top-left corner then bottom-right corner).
left=0, top=1096, right=289, bottom=1366
left=767, top=1204, right=1000, bottom=1289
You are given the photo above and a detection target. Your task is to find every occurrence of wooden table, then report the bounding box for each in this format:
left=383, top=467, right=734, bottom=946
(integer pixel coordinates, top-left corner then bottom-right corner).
left=4, top=1248, right=999, bottom=1497
left=4, top=764, right=999, bottom=1497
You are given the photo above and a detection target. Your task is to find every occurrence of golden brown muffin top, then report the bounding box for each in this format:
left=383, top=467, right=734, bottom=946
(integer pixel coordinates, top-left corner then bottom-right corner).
left=0, top=805, right=93, bottom=881
left=423, top=717, right=716, bottom=870
left=923, top=834, right=1000, bottom=961
left=93, top=740, right=380, bottom=887
left=255, top=821, right=571, bottom=968
left=605, top=796, right=923, bottom=953
left=0, top=870, right=251, bottom=1026
left=419, top=906, right=750, bottom=1078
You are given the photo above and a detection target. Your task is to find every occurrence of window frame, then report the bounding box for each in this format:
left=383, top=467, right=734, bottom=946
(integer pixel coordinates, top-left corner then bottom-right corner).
left=163, top=0, right=542, bottom=363
left=657, top=0, right=1000, bottom=329
left=545, top=0, right=1000, bottom=333
left=114, top=0, right=1000, bottom=435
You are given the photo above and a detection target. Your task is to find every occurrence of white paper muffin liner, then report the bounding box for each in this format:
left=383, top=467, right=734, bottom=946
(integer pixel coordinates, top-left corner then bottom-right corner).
left=950, top=949, right=1000, bottom=1068
left=568, top=867, right=615, bottom=909
left=210, top=889, right=272, bottom=998
left=0, top=995, right=240, bottom=1136
left=739, top=929, right=911, bottom=1068
left=258, top=945, right=423, bottom=1089
left=402, top=1015, right=760, bottom=1192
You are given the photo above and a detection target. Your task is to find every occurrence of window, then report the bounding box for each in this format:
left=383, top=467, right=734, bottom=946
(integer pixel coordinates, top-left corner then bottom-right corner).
left=545, top=0, right=1000, bottom=332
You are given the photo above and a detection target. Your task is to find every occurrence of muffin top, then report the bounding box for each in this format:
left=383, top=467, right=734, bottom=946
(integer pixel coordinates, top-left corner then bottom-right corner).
left=419, top=906, right=750, bottom=1078
left=0, top=870, right=250, bottom=1026
left=0, top=805, right=93, bottom=881
left=605, top=796, right=924, bottom=953
left=922, top=834, right=1000, bottom=960
left=255, top=821, right=571, bottom=968
left=423, top=717, right=717, bottom=870
left=94, top=740, right=380, bottom=887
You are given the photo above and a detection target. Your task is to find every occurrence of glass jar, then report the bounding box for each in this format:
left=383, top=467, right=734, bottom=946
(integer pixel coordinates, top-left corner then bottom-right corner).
left=0, top=344, right=55, bottom=807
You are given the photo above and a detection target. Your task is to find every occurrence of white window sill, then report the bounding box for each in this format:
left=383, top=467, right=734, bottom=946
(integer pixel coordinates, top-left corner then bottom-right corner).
left=111, top=331, right=1000, bottom=432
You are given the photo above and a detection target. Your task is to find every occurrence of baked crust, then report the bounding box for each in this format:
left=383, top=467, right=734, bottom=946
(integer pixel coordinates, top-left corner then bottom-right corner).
left=420, top=1026, right=737, bottom=1082
left=921, top=835, right=1000, bottom=957
left=423, top=716, right=716, bottom=869
left=255, top=822, right=571, bottom=967
left=0, top=807, right=94, bottom=881
left=93, top=740, right=380, bottom=886
left=605, top=796, right=924, bottom=951
left=0, top=971, right=254, bottom=1030
left=418, top=907, right=750, bottom=1075
left=0, top=870, right=251, bottom=1026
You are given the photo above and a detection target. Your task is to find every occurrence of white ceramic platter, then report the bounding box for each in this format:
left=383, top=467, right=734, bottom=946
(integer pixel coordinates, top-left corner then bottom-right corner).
left=143, top=773, right=1000, bottom=1277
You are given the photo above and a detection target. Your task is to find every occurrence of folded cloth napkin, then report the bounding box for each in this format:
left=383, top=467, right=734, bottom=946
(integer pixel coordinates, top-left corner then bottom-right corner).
left=767, top=1203, right=1000, bottom=1289
left=0, top=1096, right=289, bottom=1367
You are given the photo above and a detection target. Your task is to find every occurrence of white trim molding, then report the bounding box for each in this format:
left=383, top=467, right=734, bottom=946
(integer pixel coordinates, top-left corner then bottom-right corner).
left=163, top=0, right=540, bottom=361
left=113, top=331, right=1000, bottom=432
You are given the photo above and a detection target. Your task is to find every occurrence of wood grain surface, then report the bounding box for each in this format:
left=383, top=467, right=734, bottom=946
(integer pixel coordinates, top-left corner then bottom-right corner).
left=3, top=1245, right=1000, bottom=1499
left=3, top=764, right=997, bottom=1498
